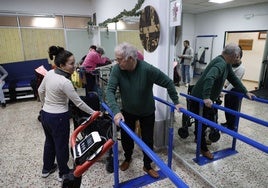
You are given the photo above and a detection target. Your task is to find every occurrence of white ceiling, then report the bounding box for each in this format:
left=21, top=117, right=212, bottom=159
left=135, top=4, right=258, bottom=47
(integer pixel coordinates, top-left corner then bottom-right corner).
left=182, top=0, right=268, bottom=14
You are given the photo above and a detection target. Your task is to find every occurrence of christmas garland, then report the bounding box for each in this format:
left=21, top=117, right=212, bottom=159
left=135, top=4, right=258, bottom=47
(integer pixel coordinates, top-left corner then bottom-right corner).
left=95, top=0, right=145, bottom=28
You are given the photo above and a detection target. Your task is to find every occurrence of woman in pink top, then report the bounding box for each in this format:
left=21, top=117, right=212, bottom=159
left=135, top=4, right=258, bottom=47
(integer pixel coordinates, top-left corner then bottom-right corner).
left=82, top=46, right=109, bottom=93
left=82, top=50, right=102, bottom=72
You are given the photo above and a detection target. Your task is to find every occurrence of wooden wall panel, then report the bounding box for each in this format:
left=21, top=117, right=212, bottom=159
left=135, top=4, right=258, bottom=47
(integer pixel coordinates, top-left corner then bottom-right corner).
left=0, top=28, right=24, bottom=64
left=21, top=28, right=65, bottom=61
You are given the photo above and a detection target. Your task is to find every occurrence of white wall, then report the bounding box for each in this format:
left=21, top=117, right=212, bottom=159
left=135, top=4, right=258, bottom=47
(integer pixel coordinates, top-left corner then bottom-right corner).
left=186, top=3, right=268, bottom=58
left=90, top=0, right=137, bottom=24
left=0, top=0, right=92, bottom=16
left=182, top=3, right=268, bottom=82
left=179, top=13, right=195, bottom=55
left=226, top=32, right=266, bottom=81
left=2, top=0, right=268, bottom=82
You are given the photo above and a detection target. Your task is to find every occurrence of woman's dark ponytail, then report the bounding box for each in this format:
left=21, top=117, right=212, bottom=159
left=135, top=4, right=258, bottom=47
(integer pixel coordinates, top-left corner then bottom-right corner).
left=48, top=46, right=73, bottom=67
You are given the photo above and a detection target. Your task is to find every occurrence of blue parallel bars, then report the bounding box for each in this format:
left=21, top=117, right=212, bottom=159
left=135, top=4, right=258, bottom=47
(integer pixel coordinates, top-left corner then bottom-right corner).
left=101, top=102, right=188, bottom=188
left=180, top=92, right=268, bottom=128
left=153, top=96, right=176, bottom=168
left=179, top=92, right=268, bottom=165
left=222, top=89, right=268, bottom=104
left=221, top=90, right=268, bottom=150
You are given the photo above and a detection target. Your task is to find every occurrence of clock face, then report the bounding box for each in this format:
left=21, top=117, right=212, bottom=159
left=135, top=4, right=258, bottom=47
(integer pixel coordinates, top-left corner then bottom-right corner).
left=139, top=6, right=160, bottom=52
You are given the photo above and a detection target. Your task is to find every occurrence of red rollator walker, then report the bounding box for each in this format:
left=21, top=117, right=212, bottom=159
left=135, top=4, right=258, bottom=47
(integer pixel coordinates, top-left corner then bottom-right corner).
left=62, top=111, right=114, bottom=188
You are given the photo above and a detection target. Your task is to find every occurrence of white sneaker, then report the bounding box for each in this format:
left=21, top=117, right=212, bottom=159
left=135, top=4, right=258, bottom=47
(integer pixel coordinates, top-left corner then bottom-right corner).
left=41, top=164, right=57, bottom=178
left=58, top=175, right=63, bottom=182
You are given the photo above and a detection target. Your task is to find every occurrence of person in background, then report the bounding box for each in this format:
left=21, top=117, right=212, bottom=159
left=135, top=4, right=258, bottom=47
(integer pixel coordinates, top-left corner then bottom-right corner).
left=81, top=45, right=106, bottom=93
left=82, top=45, right=101, bottom=72
left=190, top=43, right=255, bottom=160
left=106, top=43, right=183, bottom=179
left=78, top=45, right=97, bottom=66
left=38, top=46, right=95, bottom=181
left=96, top=47, right=111, bottom=65
left=221, top=46, right=245, bottom=130
left=178, top=40, right=194, bottom=87
left=0, top=65, right=8, bottom=108
left=76, top=45, right=98, bottom=88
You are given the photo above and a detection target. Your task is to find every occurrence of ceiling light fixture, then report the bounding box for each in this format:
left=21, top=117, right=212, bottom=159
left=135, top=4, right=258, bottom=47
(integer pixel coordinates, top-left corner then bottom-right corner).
left=0, top=11, right=55, bottom=18
left=33, top=17, right=56, bottom=27
left=209, top=0, right=233, bottom=4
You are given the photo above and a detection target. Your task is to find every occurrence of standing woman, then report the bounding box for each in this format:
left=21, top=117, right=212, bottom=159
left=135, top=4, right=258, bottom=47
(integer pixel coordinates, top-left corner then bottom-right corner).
left=38, top=46, right=95, bottom=181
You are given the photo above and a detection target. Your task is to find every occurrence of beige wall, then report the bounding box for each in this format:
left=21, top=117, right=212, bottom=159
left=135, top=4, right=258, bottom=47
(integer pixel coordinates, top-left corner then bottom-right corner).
left=117, top=30, right=143, bottom=52
left=226, top=32, right=266, bottom=82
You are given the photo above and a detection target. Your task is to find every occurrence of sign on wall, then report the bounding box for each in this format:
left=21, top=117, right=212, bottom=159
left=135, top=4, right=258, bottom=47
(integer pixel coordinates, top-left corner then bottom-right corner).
left=170, top=0, right=182, bottom=27
left=239, top=39, right=253, bottom=50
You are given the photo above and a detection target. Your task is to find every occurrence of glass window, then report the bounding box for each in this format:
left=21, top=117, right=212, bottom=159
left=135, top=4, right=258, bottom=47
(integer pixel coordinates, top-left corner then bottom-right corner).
left=19, top=16, right=63, bottom=28
left=64, top=16, right=91, bottom=29
left=0, top=16, right=18, bottom=27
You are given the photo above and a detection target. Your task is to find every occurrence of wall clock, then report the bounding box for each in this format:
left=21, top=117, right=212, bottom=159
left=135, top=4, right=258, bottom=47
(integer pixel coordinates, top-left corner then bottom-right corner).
left=139, top=6, right=160, bottom=52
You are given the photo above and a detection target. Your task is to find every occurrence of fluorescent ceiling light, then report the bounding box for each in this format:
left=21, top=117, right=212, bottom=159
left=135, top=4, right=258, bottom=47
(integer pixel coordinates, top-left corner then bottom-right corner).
left=209, top=0, right=233, bottom=4
left=33, top=17, right=56, bottom=28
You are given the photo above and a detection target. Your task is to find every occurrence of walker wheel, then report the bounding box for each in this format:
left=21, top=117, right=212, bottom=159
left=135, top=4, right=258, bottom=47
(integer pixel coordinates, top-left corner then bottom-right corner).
left=178, top=127, right=189, bottom=139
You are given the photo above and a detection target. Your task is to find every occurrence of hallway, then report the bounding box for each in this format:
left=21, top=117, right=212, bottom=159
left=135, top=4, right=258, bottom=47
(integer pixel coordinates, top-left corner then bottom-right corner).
left=0, top=83, right=267, bottom=187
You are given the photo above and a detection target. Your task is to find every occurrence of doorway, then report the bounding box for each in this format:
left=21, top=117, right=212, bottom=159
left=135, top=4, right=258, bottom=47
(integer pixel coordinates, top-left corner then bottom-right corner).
left=224, top=30, right=267, bottom=90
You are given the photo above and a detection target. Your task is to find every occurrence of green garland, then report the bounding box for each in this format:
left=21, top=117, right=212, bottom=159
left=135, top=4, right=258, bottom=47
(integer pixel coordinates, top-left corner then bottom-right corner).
left=96, top=0, right=145, bottom=27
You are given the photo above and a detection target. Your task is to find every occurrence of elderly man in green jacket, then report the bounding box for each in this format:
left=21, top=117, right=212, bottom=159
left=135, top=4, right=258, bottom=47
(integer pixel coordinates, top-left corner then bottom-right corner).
left=106, top=42, right=183, bottom=179
left=190, top=43, right=255, bottom=160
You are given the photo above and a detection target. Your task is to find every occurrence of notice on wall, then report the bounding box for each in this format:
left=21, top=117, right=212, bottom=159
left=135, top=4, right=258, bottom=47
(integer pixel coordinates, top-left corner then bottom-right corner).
left=170, top=0, right=182, bottom=27
left=239, top=39, right=253, bottom=50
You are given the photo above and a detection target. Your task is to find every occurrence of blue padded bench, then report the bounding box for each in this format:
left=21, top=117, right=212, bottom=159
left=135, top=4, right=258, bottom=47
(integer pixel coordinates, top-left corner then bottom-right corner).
left=2, top=58, right=52, bottom=101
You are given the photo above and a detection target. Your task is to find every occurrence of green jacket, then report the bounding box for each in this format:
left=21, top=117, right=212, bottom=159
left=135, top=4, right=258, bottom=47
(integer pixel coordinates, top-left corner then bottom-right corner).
left=191, top=55, right=247, bottom=101
left=106, top=60, right=179, bottom=116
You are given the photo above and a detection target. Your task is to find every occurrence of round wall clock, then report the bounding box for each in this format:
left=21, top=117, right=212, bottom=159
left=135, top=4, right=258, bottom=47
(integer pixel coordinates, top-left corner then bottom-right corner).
left=139, top=6, right=160, bottom=52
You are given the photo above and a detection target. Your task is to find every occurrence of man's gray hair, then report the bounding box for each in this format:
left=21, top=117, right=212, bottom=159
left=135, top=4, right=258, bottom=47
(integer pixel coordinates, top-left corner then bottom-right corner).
left=222, top=43, right=240, bottom=57
left=115, top=42, right=138, bottom=60
left=96, top=47, right=105, bottom=55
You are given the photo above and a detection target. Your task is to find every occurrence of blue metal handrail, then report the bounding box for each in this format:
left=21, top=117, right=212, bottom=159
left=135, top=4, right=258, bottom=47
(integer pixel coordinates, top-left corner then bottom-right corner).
left=179, top=93, right=268, bottom=154
left=222, top=89, right=268, bottom=104
left=180, top=108, right=268, bottom=153
left=102, top=102, right=188, bottom=188
left=180, top=93, right=268, bottom=128
left=153, top=96, right=176, bottom=111
left=153, top=96, right=175, bottom=167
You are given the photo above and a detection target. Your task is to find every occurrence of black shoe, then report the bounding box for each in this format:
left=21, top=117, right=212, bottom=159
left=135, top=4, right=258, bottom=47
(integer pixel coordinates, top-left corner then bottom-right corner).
left=106, top=157, right=114, bottom=173
left=1, top=102, right=6, bottom=108
left=221, top=122, right=228, bottom=127
left=226, top=125, right=235, bottom=130
left=37, top=115, right=41, bottom=122
left=221, top=122, right=235, bottom=130
left=174, top=82, right=180, bottom=87
left=42, top=163, right=58, bottom=178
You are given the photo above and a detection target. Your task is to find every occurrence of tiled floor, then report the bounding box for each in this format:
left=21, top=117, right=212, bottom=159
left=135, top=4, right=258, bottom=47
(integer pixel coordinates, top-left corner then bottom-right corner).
left=173, top=80, right=267, bottom=188
left=0, top=80, right=267, bottom=187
